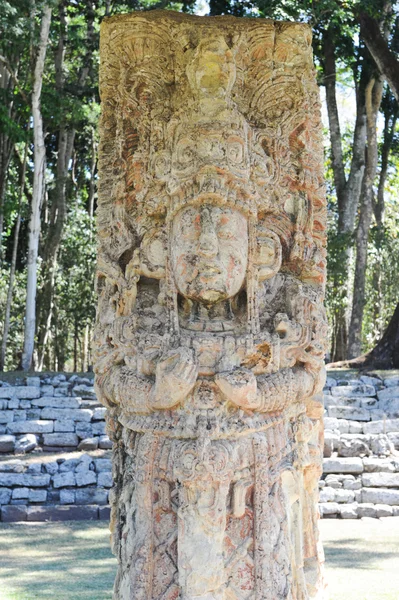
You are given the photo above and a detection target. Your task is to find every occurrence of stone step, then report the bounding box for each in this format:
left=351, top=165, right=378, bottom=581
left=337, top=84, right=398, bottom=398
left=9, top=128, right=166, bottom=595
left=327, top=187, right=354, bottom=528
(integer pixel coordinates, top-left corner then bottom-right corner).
left=0, top=504, right=110, bottom=522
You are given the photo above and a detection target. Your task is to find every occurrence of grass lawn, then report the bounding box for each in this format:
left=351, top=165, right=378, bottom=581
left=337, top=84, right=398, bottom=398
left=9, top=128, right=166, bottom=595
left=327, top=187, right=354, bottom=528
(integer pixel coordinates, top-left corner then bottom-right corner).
left=0, top=518, right=398, bottom=599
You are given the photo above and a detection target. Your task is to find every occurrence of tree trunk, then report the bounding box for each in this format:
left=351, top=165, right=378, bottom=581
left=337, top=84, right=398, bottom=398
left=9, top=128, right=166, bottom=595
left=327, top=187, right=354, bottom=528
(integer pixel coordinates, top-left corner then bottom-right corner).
left=359, top=11, right=399, bottom=102
left=0, top=59, right=17, bottom=263
left=21, top=4, right=52, bottom=371
left=36, top=0, right=95, bottom=369
left=328, top=301, right=399, bottom=369
left=348, top=75, right=384, bottom=358
left=322, top=28, right=368, bottom=361
left=0, top=142, right=28, bottom=370
left=371, top=95, right=397, bottom=340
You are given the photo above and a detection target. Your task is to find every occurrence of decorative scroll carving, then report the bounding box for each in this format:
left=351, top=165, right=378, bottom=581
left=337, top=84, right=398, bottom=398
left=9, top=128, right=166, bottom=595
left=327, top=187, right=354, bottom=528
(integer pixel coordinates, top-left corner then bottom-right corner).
left=96, top=10, right=327, bottom=600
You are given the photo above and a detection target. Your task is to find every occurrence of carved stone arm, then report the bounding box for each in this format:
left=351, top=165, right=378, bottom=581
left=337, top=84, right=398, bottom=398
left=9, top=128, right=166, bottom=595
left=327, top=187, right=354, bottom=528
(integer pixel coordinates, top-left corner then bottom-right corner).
left=95, top=347, right=198, bottom=413
left=96, top=365, right=153, bottom=414
left=215, top=367, right=316, bottom=413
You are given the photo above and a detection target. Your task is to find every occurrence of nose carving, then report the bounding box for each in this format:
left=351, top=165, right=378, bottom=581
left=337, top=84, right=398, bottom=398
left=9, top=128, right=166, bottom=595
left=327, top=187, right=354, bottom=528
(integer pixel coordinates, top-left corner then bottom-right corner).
left=198, top=209, right=218, bottom=258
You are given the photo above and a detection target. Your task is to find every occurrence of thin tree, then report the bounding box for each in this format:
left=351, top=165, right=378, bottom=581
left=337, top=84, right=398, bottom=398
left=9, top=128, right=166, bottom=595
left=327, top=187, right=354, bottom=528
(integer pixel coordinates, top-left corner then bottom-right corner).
left=0, top=142, right=28, bottom=370
left=21, top=3, right=52, bottom=371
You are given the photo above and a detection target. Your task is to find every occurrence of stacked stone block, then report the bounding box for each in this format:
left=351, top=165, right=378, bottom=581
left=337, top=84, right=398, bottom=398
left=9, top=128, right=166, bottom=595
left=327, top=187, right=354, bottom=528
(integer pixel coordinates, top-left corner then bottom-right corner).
left=320, top=373, right=399, bottom=519
left=0, top=375, right=111, bottom=454
left=0, top=453, right=112, bottom=521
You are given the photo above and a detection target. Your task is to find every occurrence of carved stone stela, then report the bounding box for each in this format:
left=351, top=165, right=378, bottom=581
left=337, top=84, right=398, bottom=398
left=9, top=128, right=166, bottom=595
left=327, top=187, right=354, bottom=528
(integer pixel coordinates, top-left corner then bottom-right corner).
left=95, top=10, right=327, bottom=600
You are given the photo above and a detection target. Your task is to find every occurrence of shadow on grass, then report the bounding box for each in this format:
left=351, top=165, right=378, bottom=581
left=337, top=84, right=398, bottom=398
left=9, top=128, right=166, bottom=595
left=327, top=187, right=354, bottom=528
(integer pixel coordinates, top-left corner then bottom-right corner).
left=0, top=522, right=116, bottom=600
left=324, top=538, right=398, bottom=570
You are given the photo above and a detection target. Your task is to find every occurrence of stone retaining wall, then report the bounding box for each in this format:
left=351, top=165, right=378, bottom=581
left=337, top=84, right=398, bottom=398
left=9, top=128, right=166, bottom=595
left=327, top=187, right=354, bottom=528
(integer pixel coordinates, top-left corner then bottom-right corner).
left=320, top=372, right=399, bottom=519
left=1, top=371, right=399, bottom=521
left=0, top=452, right=112, bottom=522
left=0, top=374, right=111, bottom=454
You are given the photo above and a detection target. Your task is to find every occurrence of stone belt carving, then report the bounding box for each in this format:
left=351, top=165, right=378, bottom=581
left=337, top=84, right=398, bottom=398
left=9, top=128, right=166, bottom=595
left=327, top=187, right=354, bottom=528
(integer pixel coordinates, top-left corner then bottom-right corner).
left=95, top=10, right=327, bottom=599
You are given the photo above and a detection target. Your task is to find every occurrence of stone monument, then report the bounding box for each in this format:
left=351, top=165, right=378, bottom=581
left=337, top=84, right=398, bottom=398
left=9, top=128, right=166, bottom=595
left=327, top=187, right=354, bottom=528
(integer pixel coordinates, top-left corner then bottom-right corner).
left=95, top=10, right=327, bottom=600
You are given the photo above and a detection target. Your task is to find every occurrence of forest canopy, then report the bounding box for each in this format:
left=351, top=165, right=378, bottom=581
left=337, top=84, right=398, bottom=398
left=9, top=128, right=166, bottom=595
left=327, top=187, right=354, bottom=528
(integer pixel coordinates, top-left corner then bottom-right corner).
left=1, top=0, right=399, bottom=371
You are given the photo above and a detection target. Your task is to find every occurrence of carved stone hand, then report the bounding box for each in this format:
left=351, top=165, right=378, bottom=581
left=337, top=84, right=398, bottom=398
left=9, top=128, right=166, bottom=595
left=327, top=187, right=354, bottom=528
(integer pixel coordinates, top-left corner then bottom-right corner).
left=215, top=368, right=259, bottom=410
left=151, top=347, right=198, bottom=410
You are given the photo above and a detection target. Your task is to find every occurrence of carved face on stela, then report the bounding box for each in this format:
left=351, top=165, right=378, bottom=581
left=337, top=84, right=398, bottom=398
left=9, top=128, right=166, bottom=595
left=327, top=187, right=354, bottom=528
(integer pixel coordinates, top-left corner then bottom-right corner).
left=170, top=204, right=248, bottom=305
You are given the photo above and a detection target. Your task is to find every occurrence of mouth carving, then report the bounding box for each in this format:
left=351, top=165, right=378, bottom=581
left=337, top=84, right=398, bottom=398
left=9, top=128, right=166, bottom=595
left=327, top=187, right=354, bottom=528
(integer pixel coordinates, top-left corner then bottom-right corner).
left=198, top=264, right=223, bottom=278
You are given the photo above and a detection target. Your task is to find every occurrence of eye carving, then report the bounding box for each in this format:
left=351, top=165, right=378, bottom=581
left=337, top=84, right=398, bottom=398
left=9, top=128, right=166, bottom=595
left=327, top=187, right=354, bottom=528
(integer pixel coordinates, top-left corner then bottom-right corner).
left=227, top=139, right=244, bottom=165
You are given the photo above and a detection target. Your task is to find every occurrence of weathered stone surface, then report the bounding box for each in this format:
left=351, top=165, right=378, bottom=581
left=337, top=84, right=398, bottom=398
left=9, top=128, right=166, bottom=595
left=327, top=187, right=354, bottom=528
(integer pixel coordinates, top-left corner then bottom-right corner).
left=29, top=489, right=47, bottom=503
left=98, top=435, right=112, bottom=449
left=342, top=477, right=362, bottom=490
left=383, top=376, right=399, bottom=388
left=361, top=488, right=399, bottom=505
left=40, top=408, right=92, bottom=422
left=14, top=434, right=38, bottom=454
left=78, top=437, right=99, bottom=451
left=96, top=11, right=327, bottom=599
left=31, top=397, right=81, bottom=409
left=319, top=502, right=339, bottom=516
left=54, top=419, right=75, bottom=432
left=333, top=489, right=356, bottom=503
left=99, top=505, right=111, bottom=520
left=331, top=384, right=376, bottom=397
left=387, top=432, right=399, bottom=449
left=0, top=386, right=40, bottom=399
left=0, top=434, right=15, bottom=452
left=378, top=399, right=399, bottom=417
left=94, top=459, right=112, bottom=472
left=75, top=471, right=97, bottom=487
left=328, top=406, right=371, bottom=421
left=337, top=419, right=350, bottom=433
left=360, top=376, right=381, bottom=387
left=53, top=472, right=76, bottom=488
left=1, top=505, right=27, bottom=521
left=339, top=504, right=358, bottom=519
left=75, top=423, right=93, bottom=439
left=0, top=411, right=14, bottom=424
left=0, top=473, right=50, bottom=487
left=377, top=385, right=399, bottom=401
left=362, top=473, right=399, bottom=487
left=7, top=420, right=53, bottom=434
left=60, top=489, right=75, bottom=504
left=363, top=458, right=396, bottom=473
left=12, top=487, right=29, bottom=499
left=44, top=462, right=59, bottom=475
left=0, top=460, right=24, bottom=473
left=92, top=421, right=106, bottom=436
left=348, top=421, right=363, bottom=434
left=319, top=486, right=335, bottom=502
left=323, top=458, right=363, bottom=474
left=92, top=407, right=106, bottom=420
left=59, top=458, right=79, bottom=472
left=357, top=503, right=376, bottom=518
left=98, top=472, right=113, bottom=488
left=42, top=433, right=79, bottom=447
left=27, top=505, right=98, bottom=521
left=75, top=455, right=93, bottom=472
left=337, top=437, right=370, bottom=458
left=72, top=384, right=96, bottom=399
left=75, top=488, right=108, bottom=505
left=0, top=488, right=12, bottom=504
left=324, top=417, right=339, bottom=431
left=375, top=504, right=394, bottom=517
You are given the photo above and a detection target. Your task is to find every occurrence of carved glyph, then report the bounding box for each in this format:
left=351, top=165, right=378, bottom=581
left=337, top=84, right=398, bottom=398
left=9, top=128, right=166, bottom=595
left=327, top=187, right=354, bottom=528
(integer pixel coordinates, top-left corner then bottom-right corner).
left=95, top=10, right=327, bottom=600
